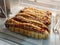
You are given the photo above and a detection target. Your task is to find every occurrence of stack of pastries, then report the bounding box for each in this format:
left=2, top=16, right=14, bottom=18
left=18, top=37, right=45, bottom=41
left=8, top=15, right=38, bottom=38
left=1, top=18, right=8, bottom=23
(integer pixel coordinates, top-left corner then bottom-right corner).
left=5, top=7, right=52, bottom=39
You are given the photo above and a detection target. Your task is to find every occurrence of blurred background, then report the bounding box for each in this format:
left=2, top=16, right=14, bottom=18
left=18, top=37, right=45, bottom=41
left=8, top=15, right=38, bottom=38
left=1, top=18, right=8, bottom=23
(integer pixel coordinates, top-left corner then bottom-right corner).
left=0, top=0, right=60, bottom=18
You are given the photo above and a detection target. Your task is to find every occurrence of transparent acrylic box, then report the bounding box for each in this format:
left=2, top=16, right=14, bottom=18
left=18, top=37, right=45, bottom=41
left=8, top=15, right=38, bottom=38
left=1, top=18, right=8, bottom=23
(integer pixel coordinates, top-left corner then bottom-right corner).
left=0, top=0, right=60, bottom=45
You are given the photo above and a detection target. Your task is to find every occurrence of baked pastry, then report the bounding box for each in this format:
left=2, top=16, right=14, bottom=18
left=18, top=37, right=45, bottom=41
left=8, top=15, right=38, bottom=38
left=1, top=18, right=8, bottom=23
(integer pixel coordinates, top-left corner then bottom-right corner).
left=5, top=18, right=50, bottom=39
left=20, top=7, right=51, bottom=17
left=19, top=7, right=52, bottom=26
left=5, top=7, right=51, bottom=39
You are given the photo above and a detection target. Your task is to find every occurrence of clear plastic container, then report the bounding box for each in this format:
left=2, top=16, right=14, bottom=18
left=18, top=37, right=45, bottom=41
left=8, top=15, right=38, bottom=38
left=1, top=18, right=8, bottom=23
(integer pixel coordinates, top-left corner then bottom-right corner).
left=0, top=0, right=60, bottom=45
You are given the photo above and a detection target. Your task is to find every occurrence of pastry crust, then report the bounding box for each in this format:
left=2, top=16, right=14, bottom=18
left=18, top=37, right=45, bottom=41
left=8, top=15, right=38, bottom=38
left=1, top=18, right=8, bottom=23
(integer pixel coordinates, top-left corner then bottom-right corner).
left=19, top=7, right=51, bottom=25
left=20, top=7, right=52, bottom=17
left=5, top=19, right=50, bottom=39
left=8, top=27, right=49, bottom=39
left=5, top=19, right=50, bottom=33
left=5, top=7, right=51, bottom=39
left=16, top=13, right=51, bottom=25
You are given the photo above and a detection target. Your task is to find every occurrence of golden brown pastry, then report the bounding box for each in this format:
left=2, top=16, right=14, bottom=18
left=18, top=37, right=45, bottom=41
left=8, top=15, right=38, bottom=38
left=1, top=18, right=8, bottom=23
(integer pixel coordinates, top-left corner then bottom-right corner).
left=19, top=12, right=51, bottom=25
left=20, top=7, right=52, bottom=17
left=5, top=18, right=50, bottom=39
left=5, top=7, right=51, bottom=39
left=19, top=7, right=52, bottom=26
